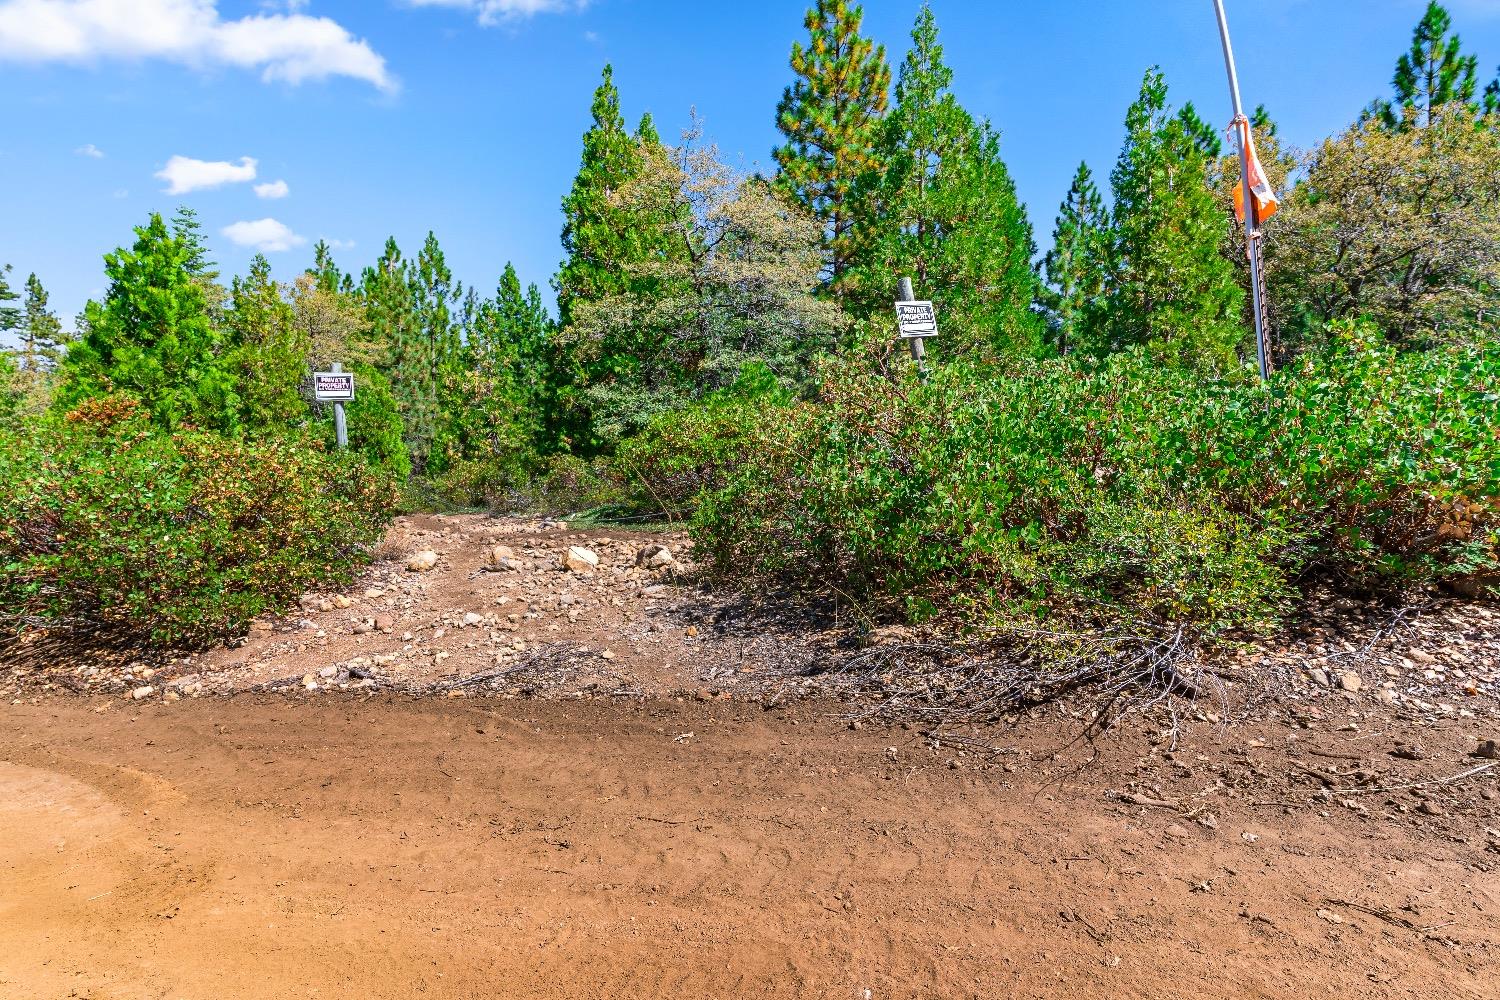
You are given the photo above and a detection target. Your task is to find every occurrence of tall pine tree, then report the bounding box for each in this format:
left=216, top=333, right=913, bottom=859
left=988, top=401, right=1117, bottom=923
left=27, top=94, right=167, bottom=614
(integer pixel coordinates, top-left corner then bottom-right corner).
left=1086, top=69, right=1245, bottom=370
left=1042, top=162, right=1108, bottom=356
left=1376, top=2, right=1479, bottom=129
left=0, top=265, right=21, bottom=339
left=17, top=273, right=67, bottom=374
left=773, top=0, right=891, bottom=291
left=849, top=4, right=1041, bottom=356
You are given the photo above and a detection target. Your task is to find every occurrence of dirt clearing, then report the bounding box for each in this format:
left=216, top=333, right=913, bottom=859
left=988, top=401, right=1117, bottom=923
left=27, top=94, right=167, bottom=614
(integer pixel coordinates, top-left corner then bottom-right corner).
left=2, top=695, right=1497, bottom=999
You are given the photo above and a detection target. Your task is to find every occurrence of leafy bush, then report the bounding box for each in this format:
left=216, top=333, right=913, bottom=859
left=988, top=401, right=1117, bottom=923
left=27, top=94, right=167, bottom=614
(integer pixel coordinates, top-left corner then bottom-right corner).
left=612, top=364, right=802, bottom=519
left=689, top=329, right=1499, bottom=641
left=0, top=400, right=399, bottom=649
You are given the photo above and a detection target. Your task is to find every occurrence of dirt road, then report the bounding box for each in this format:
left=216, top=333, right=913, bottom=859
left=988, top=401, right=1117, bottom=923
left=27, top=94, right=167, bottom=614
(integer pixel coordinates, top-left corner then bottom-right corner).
left=2, top=696, right=1496, bottom=999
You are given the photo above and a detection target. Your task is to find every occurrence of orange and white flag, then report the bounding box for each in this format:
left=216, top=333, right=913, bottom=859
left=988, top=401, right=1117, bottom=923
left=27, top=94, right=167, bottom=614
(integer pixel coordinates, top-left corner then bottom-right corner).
left=1230, top=117, right=1279, bottom=225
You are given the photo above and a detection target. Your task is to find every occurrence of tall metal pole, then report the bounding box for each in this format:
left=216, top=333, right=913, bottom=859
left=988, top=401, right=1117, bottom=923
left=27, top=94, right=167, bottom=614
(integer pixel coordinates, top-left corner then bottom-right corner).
left=1213, top=0, right=1271, bottom=381
left=898, top=276, right=930, bottom=382
left=332, top=361, right=348, bottom=450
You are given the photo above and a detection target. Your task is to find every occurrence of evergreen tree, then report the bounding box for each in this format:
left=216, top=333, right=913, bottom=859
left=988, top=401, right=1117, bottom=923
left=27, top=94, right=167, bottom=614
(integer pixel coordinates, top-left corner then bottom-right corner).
left=773, top=0, right=891, bottom=290
left=360, top=238, right=431, bottom=469
left=57, top=213, right=239, bottom=429
left=411, top=232, right=462, bottom=473
left=0, top=265, right=21, bottom=338
left=556, top=65, right=658, bottom=324
left=170, top=205, right=217, bottom=280
left=1087, top=69, right=1245, bottom=370
left=17, top=273, right=67, bottom=373
left=227, top=254, right=307, bottom=430
left=1376, top=2, right=1479, bottom=129
left=849, top=4, right=1041, bottom=356
left=1177, top=102, right=1223, bottom=159
left=1042, top=162, right=1108, bottom=356
left=309, top=240, right=344, bottom=294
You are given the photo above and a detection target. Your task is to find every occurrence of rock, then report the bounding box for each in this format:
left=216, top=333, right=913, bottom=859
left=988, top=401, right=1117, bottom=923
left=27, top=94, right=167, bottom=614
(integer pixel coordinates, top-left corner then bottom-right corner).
left=318, top=666, right=338, bottom=679
left=1408, top=648, right=1436, bottom=665
left=636, top=544, right=674, bottom=568
left=365, top=588, right=386, bottom=600
left=332, top=595, right=353, bottom=609
left=483, top=545, right=520, bottom=571
left=375, top=614, right=395, bottom=633
left=1474, top=739, right=1499, bottom=760
left=1309, top=668, right=1330, bottom=688
left=1340, top=671, right=1363, bottom=693
left=1418, top=799, right=1444, bottom=817
left=407, top=550, right=439, bottom=573
left=462, top=612, right=484, bottom=627
left=563, top=546, right=599, bottom=573
left=1164, top=824, right=1192, bottom=840
left=131, top=686, right=154, bottom=701
left=352, top=620, right=373, bottom=635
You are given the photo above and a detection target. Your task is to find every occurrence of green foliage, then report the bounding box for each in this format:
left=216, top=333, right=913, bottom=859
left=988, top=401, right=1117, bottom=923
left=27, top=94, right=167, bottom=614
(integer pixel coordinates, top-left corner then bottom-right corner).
left=1042, top=162, right=1108, bottom=356
left=846, top=5, right=1042, bottom=358
left=562, top=131, right=842, bottom=447
left=774, top=0, right=891, bottom=287
left=613, top=364, right=801, bottom=520
left=1375, top=2, right=1480, bottom=129
left=57, top=213, right=241, bottom=431
left=686, top=332, right=1499, bottom=640
left=1084, top=69, right=1246, bottom=371
left=227, top=254, right=307, bottom=431
left=0, top=401, right=399, bottom=648
left=320, top=363, right=410, bottom=481
left=0, top=264, right=22, bottom=337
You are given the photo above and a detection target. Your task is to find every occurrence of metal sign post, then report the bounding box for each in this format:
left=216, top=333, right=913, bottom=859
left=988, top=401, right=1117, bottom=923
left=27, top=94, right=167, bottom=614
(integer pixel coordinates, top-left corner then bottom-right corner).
left=896, top=277, right=937, bottom=382
left=313, top=363, right=356, bottom=450
left=1212, top=0, right=1272, bottom=381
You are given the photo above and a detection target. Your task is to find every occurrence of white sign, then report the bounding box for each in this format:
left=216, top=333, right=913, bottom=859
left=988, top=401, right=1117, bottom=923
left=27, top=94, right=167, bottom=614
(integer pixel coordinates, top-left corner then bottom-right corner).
left=895, top=300, right=938, bottom=339
left=313, top=372, right=355, bottom=402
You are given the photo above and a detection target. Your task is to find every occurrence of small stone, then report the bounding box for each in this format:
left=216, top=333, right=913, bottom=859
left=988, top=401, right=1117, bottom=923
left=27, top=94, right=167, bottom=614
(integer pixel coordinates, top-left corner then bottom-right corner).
left=1309, top=668, right=1329, bottom=688
left=352, top=620, right=373, bottom=635
left=601, top=649, right=616, bottom=660
left=375, top=615, right=395, bottom=633
left=1473, top=739, right=1499, bottom=760
left=1340, top=672, right=1363, bottom=693
left=407, top=550, right=439, bottom=573
left=1418, top=800, right=1444, bottom=817
left=131, top=686, right=154, bottom=701
left=686, top=625, right=700, bottom=638
left=318, top=666, right=338, bottom=679
left=365, top=588, right=386, bottom=600
left=1164, top=824, right=1191, bottom=840
left=462, top=612, right=484, bottom=627
left=1240, top=832, right=1260, bottom=844
left=563, top=546, right=599, bottom=573
left=332, top=595, right=353, bottom=609
left=1408, top=648, right=1436, bottom=665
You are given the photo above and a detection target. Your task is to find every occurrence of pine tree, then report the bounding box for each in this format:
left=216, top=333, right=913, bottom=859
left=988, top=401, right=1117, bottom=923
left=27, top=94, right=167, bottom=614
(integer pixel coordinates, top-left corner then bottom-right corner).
left=849, top=4, right=1040, bottom=356
left=170, top=205, right=217, bottom=280
left=556, top=65, right=651, bottom=325
left=227, top=255, right=306, bottom=430
left=57, top=213, right=239, bottom=429
left=17, top=273, right=67, bottom=373
left=1042, top=162, right=1108, bottom=356
left=360, top=238, right=432, bottom=470
left=1376, top=2, right=1478, bottom=129
left=1088, top=69, right=1245, bottom=370
left=412, top=232, right=462, bottom=473
left=1177, top=102, right=1223, bottom=159
left=0, top=265, right=21, bottom=337
left=773, top=0, right=891, bottom=290
left=309, top=240, right=344, bottom=294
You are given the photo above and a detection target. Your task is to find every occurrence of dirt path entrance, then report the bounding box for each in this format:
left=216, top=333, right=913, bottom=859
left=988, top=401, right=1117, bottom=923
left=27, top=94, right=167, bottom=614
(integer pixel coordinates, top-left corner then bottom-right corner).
left=2, top=696, right=1496, bottom=999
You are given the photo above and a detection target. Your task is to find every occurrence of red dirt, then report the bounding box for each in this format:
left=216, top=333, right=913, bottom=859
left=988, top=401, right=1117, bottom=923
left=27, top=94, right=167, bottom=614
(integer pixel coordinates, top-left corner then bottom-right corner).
left=2, top=695, right=1496, bottom=999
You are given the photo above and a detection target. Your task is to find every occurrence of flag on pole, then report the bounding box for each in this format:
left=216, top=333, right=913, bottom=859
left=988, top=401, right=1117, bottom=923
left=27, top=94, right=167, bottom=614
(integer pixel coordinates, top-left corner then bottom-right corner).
left=1230, top=116, right=1279, bottom=224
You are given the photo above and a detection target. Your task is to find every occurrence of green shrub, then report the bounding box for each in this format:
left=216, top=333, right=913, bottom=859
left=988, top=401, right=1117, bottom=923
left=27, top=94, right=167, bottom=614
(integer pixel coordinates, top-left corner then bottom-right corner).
left=612, top=364, right=802, bottom=520
left=0, top=400, right=399, bottom=649
left=690, top=329, right=1499, bottom=640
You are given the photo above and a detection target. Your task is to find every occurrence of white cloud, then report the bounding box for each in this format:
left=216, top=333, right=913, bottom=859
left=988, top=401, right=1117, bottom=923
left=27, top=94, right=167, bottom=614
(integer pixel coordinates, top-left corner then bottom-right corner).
left=403, top=0, right=586, bottom=27
left=323, top=237, right=355, bottom=249
left=222, top=217, right=305, bottom=253
left=0, top=0, right=395, bottom=91
left=74, top=142, right=104, bottom=158
left=254, top=178, right=289, bottom=199
left=156, top=154, right=257, bottom=194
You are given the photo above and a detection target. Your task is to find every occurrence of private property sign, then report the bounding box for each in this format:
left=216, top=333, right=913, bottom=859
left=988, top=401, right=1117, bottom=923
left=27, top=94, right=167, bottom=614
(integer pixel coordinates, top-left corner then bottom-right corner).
left=313, top=371, right=355, bottom=402
left=895, top=300, right=938, bottom=339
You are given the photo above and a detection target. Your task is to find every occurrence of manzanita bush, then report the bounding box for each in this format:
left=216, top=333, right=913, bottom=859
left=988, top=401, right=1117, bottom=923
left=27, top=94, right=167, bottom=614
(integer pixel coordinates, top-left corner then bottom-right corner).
left=640, top=326, right=1498, bottom=642
left=1, top=397, right=399, bottom=649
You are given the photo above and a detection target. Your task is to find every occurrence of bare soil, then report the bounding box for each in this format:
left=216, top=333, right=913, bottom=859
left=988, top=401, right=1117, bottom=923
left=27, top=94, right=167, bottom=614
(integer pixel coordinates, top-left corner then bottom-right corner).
left=3, top=514, right=1499, bottom=998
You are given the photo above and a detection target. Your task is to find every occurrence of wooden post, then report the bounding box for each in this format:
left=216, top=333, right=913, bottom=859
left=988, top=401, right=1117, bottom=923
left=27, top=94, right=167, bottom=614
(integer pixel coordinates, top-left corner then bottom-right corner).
left=332, top=361, right=348, bottom=450
left=898, top=277, right=930, bottom=382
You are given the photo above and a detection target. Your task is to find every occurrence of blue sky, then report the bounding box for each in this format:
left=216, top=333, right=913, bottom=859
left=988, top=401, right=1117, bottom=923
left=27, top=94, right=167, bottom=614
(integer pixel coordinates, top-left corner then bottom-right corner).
left=5, top=0, right=1500, bottom=326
